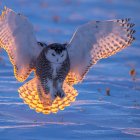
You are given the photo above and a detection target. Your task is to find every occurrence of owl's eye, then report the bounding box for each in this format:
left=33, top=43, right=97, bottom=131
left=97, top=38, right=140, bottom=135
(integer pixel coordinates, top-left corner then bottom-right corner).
left=52, top=53, right=55, bottom=56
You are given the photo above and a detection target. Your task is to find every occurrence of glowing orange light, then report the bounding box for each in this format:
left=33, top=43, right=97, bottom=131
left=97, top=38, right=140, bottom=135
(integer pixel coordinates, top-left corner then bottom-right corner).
left=18, top=80, right=78, bottom=114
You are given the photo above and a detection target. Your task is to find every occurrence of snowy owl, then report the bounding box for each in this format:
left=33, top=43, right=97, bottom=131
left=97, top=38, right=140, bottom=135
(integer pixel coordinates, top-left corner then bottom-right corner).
left=0, top=7, right=135, bottom=114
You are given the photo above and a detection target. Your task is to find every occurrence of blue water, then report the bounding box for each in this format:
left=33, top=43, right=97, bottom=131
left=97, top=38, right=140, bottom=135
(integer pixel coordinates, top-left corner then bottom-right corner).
left=0, top=0, right=140, bottom=140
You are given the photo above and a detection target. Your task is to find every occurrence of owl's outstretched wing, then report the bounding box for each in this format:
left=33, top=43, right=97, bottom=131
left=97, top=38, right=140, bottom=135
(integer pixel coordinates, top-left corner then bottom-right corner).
left=66, top=19, right=135, bottom=85
left=0, top=7, right=42, bottom=82
left=18, top=77, right=78, bottom=114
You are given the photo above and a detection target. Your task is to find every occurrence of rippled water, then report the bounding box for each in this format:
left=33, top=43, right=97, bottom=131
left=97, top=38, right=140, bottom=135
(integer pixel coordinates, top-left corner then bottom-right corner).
left=0, top=0, right=140, bottom=140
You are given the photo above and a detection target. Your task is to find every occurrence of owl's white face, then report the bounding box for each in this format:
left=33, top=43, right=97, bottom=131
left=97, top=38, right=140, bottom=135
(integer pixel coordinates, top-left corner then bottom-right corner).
left=45, top=49, right=67, bottom=64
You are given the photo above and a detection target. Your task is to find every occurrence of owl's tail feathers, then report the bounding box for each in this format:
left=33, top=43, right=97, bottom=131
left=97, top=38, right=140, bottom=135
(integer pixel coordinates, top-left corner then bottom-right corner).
left=18, top=78, right=78, bottom=114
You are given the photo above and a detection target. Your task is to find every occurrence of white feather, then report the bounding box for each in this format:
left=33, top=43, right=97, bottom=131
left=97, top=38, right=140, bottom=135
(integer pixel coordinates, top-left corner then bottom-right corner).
left=52, top=63, right=60, bottom=78
left=0, top=7, right=42, bottom=82
left=67, top=19, right=135, bottom=83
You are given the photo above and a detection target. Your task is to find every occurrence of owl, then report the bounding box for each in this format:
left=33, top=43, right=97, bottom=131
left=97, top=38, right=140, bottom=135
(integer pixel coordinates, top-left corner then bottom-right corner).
left=0, top=7, right=135, bottom=114
left=36, top=43, right=70, bottom=104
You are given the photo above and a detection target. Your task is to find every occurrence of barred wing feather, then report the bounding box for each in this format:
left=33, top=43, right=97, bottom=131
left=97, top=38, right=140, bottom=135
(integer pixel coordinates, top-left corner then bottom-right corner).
left=18, top=78, right=78, bottom=114
left=66, top=19, right=135, bottom=85
left=0, top=7, right=42, bottom=82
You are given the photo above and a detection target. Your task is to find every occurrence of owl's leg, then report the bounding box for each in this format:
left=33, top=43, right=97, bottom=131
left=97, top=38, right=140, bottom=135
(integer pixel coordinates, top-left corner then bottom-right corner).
left=37, top=80, right=53, bottom=105
left=44, top=80, right=57, bottom=100
left=47, top=80, right=65, bottom=100
left=56, top=81, right=65, bottom=98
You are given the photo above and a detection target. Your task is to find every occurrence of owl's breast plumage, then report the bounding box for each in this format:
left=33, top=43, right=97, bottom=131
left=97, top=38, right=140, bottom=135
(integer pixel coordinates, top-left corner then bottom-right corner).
left=35, top=48, right=70, bottom=82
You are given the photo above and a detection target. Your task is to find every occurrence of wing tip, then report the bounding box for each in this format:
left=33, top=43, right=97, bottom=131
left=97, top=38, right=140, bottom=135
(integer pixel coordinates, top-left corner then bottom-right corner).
left=116, top=18, right=136, bottom=46
left=0, top=6, right=13, bottom=20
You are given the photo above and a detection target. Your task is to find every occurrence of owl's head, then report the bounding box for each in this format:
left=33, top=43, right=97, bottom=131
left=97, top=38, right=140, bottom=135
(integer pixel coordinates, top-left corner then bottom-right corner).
left=45, top=43, right=68, bottom=64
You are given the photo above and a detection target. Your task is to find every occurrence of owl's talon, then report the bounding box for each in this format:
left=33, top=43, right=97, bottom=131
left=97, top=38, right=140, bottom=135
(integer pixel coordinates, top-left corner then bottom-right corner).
left=50, top=94, right=57, bottom=101
left=57, top=91, right=65, bottom=98
left=60, top=93, right=65, bottom=98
